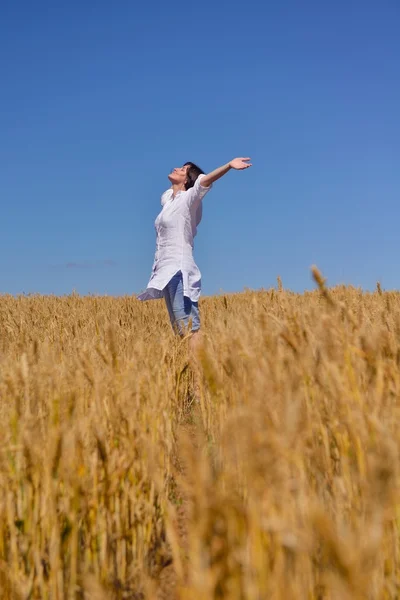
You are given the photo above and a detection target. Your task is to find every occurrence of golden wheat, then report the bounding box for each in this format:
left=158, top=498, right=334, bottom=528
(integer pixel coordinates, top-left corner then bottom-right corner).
left=0, top=275, right=400, bottom=599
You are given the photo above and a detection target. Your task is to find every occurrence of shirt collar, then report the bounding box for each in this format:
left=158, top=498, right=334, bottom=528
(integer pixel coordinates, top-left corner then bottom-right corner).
left=161, top=188, right=184, bottom=206
left=161, top=189, right=173, bottom=206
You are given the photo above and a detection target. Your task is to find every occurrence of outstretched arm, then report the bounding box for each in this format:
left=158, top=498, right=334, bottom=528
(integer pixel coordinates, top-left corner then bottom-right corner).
left=201, top=157, right=252, bottom=188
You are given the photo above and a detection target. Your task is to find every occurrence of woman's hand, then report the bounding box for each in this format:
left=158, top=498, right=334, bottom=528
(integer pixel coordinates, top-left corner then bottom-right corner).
left=199, top=157, right=253, bottom=188
left=229, top=157, right=252, bottom=170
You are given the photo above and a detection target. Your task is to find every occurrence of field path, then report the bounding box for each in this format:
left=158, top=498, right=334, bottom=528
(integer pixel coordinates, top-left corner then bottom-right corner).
left=155, top=405, right=203, bottom=600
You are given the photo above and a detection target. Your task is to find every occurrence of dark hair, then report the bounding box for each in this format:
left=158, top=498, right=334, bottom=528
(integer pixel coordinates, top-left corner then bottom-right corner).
left=183, top=162, right=204, bottom=190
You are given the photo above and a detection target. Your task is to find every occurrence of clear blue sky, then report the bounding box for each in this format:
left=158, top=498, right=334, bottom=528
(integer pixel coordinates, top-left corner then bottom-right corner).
left=1, top=1, right=399, bottom=296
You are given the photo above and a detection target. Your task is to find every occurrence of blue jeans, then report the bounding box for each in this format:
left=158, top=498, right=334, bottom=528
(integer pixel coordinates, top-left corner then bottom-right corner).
left=163, top=271, right=200, bottom=335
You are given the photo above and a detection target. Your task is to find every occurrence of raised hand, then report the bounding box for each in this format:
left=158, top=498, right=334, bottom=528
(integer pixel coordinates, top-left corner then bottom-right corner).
left=229, top=157, right=252, bottom=170
left=200, top=157, right=253, bottom=187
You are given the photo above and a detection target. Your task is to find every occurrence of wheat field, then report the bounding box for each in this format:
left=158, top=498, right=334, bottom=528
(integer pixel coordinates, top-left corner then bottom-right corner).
left=0, top=269, right=400, bottom=599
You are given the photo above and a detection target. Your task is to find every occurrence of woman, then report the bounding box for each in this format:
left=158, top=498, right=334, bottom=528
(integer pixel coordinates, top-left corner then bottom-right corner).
left=138, top=157, right=252, bottom=349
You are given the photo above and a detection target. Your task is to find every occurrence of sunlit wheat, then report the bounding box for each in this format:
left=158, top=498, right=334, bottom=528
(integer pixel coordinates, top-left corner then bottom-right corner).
left=0, top=271, right=400, bottom=599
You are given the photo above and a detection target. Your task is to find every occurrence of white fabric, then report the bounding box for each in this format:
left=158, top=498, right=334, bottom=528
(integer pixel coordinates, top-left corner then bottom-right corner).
left=138, top=174, right=212, bottom=302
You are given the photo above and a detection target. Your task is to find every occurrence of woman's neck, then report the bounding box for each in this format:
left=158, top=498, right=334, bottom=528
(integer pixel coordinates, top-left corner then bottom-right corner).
left=172, top=183, right=185, bottom=197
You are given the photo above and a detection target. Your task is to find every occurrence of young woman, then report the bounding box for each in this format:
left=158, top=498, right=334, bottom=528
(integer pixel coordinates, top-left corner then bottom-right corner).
left=138, top=158, right=252, bottom=349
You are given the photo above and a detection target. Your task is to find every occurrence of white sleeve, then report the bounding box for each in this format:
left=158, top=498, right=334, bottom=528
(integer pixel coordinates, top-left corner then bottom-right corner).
left=186, top=174, right=212, bottom=209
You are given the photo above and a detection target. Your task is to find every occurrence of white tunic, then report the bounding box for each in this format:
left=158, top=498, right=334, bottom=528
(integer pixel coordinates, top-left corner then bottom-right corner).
left=138, top=174, right=212, bottom=302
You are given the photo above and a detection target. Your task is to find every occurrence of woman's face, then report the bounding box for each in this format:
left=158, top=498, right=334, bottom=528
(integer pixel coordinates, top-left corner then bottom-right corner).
left=168, top=165, right=189, bottom=186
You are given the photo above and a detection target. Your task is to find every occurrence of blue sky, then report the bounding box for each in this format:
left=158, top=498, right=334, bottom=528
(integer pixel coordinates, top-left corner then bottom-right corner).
left=1, top=1, right=399, bottom=296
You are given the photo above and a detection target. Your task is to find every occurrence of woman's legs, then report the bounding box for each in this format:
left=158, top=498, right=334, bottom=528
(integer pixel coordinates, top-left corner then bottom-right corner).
left=163, top=272, right=200, bottom=336
left=164, top=273, right=203, bottom=399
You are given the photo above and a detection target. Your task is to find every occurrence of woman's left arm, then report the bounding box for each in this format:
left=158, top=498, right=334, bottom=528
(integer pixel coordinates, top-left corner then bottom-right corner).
left=201, top=157, right=252, bottom=188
